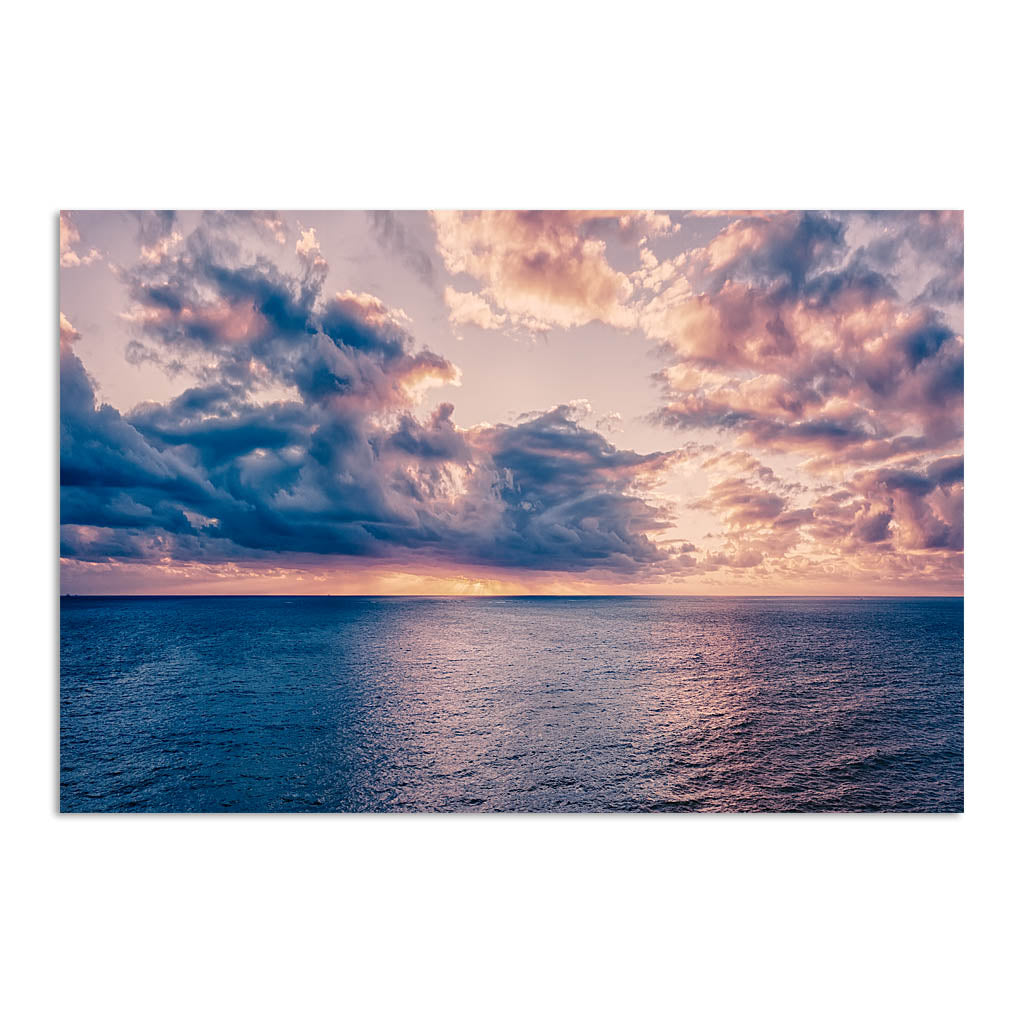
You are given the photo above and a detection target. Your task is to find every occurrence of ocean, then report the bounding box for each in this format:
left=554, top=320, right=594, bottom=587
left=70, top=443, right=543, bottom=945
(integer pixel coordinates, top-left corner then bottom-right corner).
left=59, top=596, right=964, bottom=812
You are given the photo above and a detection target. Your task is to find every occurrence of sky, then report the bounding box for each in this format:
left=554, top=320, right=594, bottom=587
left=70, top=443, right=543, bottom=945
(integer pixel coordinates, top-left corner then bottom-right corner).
left=59, top=210, right=963, bottom=595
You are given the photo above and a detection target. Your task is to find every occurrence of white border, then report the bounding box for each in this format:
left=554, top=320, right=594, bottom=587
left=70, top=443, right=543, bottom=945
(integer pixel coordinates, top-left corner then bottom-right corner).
left=5, top=3, right=1020, bottom=1021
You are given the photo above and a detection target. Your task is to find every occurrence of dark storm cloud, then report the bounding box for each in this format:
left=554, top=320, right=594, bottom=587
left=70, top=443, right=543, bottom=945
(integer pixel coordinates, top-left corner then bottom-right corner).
left=61, top=344, right=208, bottom=499
left=465, top=406, right=682, bottom=572
left=386, top=403, right=471, bottom=462
left=482, top=404, right=674, bottom=499
left=129, top=389, right=313, bottom=468
left=62, top=220, right=684, bottom=577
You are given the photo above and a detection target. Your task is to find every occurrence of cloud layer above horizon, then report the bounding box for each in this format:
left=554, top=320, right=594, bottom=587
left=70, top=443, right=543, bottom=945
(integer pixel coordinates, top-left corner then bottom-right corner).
left=59, top=210, right=963, bottom=594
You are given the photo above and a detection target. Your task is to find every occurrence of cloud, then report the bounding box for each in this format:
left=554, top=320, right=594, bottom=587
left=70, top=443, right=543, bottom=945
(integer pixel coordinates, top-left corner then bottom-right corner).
left=465, top=404, right=684, bottom=572
left=431, top=210, right=671, bottom=331
left=642, top=211, right=963, bottom=474
left=59, top=312, right=80, bottom=353
left=131, top=211, right=182, bottom=265
left=60, top=330, right=216, bottom=543
left=295, top=225, right=328, bottom=273
left=59, top=212, right=101, bottom=267
left=199, top=210, right=289, bottom=245
left=670, top=428, right=963, bottom=588
left=367, top=211, right=436, bottom=287
left=62, top=218, right=688, bottom=580
left=60, top=210, right=963, bottom=593
left=444, top=287, right=507, bottom=330
left=691, top=478, right=787, bottom=526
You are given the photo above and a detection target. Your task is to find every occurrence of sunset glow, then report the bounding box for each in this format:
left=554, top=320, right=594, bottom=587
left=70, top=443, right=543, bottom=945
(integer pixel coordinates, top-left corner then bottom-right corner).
left=59, top=211, right=963, bottom=595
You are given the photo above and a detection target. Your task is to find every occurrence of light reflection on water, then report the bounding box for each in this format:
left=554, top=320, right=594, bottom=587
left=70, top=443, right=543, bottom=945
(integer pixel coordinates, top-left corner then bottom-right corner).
left=60, top=596, right=963, bottom=812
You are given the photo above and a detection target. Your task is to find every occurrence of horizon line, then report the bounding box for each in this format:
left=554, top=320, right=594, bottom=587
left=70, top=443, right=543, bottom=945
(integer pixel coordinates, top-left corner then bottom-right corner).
left=60, top=592, right=965, bottom=599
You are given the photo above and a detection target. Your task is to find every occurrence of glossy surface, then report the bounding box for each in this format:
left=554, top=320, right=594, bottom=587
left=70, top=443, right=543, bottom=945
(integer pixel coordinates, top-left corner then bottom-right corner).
left=60, top=596, right=963, bottom=812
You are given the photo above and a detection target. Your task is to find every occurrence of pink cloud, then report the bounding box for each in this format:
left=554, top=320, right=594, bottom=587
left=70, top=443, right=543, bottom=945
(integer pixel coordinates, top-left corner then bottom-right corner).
left=59, top=212, right=101, bottom=268
left=431, top=210, right=671, bottom=331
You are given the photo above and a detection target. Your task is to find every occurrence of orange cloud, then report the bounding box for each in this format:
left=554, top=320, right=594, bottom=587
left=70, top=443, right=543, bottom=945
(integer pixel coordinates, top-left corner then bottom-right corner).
left=431, top=211, right=671, bottom=331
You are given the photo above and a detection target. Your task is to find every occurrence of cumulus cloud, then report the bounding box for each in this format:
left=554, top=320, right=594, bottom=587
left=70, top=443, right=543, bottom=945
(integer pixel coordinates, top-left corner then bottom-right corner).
left=60, top=210, right=963, bottom=593
left=635, top=210, right=962, bottom=584
left=431, top=210, right=672, bottom=331
left=465, top=404, right=683, bottom=572
left=61, top=216, right=687, bottom=580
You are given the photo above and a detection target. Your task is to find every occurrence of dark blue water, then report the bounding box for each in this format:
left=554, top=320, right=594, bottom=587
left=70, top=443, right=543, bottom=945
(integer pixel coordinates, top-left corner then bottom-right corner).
left=59, top=596, right=963, bottom=812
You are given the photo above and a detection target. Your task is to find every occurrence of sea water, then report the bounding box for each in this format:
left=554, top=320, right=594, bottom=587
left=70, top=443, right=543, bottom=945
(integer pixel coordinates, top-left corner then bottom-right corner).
left=59, top=596, right=963, bottom=812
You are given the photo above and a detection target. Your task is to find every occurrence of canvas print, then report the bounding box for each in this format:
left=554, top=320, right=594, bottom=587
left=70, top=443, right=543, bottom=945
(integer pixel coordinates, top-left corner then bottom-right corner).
left=59, top=211, right=964, bottom=812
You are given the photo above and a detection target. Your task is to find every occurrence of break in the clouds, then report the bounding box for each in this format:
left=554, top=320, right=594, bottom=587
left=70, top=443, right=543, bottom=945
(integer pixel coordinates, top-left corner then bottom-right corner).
left=59, top=210, right=962, bottom=594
